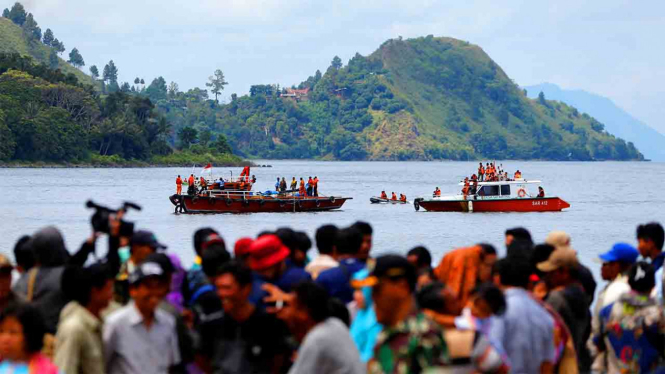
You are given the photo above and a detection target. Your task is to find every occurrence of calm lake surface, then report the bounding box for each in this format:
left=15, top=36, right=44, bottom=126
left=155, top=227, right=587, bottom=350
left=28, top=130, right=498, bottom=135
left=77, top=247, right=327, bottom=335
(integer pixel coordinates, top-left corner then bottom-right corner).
left=1, top=161, right=664, bottom=282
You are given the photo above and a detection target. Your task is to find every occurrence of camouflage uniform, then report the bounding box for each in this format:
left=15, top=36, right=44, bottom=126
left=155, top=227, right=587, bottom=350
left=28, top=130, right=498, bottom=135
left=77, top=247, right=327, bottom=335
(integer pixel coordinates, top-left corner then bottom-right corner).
left=368, top=312, right=449, bottom=374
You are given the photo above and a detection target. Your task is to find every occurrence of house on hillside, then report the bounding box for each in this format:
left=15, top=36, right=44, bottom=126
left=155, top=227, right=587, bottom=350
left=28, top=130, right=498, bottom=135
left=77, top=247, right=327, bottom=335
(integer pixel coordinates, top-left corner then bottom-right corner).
left=283, top=88, right=310, bottom=101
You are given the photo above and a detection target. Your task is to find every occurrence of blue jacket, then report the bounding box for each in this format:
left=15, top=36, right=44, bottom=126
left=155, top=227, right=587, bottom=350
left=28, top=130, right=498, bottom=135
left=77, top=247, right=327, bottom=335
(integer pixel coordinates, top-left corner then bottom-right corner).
left=316, top=258, right=365, bottom=304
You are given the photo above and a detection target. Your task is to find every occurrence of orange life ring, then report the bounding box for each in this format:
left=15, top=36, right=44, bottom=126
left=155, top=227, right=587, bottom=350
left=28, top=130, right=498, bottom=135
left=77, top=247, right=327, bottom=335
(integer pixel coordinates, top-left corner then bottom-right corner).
left=517, top=188, right=527, bottom=198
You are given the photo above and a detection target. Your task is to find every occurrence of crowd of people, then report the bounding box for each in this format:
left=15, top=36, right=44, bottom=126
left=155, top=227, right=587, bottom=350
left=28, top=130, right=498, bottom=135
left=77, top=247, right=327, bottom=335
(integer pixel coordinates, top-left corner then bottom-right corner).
left=476, top=162, right=522, bottom=183
left=1, top=210, right=665, bottom=373
left=274, top=176, right=319, bottom=197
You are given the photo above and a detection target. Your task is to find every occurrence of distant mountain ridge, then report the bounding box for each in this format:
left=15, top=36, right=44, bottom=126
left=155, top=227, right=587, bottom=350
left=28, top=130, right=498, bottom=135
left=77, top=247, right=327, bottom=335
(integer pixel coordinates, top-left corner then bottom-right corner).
left=524, top=83, right=665, bottom=161
left=155, top=36, right=642, bottom=161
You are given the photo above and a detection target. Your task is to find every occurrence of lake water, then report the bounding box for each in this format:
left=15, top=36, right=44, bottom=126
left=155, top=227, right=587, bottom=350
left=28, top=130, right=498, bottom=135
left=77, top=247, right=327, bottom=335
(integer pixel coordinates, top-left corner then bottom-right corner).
left=1, top=161, right=664, bottom=282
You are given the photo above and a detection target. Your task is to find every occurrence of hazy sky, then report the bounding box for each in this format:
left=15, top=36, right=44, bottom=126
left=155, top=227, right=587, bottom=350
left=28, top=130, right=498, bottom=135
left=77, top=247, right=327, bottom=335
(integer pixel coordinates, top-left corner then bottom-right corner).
left=9, top=0, right=665, bottom=134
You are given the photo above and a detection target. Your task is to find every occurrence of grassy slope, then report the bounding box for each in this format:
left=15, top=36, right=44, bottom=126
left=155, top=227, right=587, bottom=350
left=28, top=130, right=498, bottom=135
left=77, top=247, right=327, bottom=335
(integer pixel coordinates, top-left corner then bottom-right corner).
left=0, top=17, right=96, bottom=86
left=364, top=36, right=640, bottom=160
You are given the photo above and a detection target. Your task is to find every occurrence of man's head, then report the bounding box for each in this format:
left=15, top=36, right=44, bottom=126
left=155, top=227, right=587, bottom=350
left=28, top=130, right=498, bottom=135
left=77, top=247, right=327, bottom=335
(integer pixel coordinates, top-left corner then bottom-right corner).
left=407, top=246, right=432, bottom=271
left=315, top=225, right=339, bottom=256
left=627, top=261, right=655, bottom=295
left=0, top=256, right=14, bottom=302
left=29, top=226, right=68, bottom=267
left=130, top=230, right=167, bottom=265
left=478, top=244, right=498, bottom=283
left=247, top=235, right=290, bottom=280
left=537, top=248, right=579, bottom=288
left=214, top=261, right=253, bottom=318
left=505, top=227, right=533, bottom=247
left=233, top=237, right=254, bottom=265
left=193, top=227, right=218, bottom=257
left=280, top=281, right=331, bottom=342
left=335, top=227, right=363, bottom=259
left=62, top=262, right=114, bottom=312
left=129, top=261, right=170, bottom=317
left=351, top=222, right=373, bottom=261
left=13, top=236, right=33, bottom=274
left=468, top=283, right=506, bottom=319
left=276, top=228, right=311, bottom=268
left=636, top=223, right=664, bottom=259
left=598, top=243, right=639, bottom=281
left=363, top=255, right=417, bottom=327
left=494, top=258, right=532, bottom=289
left=201, top=243, right=231, bottom=280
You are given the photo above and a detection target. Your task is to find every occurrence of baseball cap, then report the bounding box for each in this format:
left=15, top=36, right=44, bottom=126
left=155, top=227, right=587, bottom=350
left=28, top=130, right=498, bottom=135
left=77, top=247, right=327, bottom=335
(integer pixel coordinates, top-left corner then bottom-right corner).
left=234, top=237, right=254, bottom=257
left=545, top=231, right=572, bottom=250
left=351, top=254, right=416, bottom=290
left=598, top=243, right=639, bottom=264
left=247, top=235, right=290, bottom=271
left=131, top=230, right=167, bottom=250
left=537, top=248, right=579, bottom=272
left=0, top=254, right=14, bottom=272
left=128, top=260, right=166, bottom=285
left=201, top=233, right=225, bottom=252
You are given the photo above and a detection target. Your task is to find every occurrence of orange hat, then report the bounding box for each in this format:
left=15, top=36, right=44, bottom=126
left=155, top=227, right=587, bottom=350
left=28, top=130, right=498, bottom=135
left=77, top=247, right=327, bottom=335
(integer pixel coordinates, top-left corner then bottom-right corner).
left=234, top=237, right=254, bottom=257
left=247, top=235, right=290, bottom=271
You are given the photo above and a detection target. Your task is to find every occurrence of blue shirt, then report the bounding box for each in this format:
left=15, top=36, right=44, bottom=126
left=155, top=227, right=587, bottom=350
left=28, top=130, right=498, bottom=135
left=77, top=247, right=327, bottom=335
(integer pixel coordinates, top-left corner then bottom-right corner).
left=489, top=288, right=555, bottom=374
left=316, top=258, right=365, bottom=304
left=0, top=361, right=29, bottom=374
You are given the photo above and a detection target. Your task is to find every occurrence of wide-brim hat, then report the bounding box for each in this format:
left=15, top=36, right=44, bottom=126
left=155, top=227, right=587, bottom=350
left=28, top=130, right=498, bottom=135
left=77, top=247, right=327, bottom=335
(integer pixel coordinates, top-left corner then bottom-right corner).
left=247, top=235, right=290, bottom=271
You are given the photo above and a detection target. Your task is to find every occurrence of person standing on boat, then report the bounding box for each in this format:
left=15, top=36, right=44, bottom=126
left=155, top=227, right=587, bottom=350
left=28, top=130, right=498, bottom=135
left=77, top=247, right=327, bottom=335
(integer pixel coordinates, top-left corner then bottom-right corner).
left=280, top=177, right=287, bottom=192
left=514, top=170, right=522, bottom=179
left=538, top=186, right=545, bottom=198
left=433, top=187, right=441, bottom=197
left=299, top=178, right=306, bottom=196
left=290, top=177, right=297, bottom=191
left=307, top=177, right=314, bottom=196
left=275, top=177, right=280, bottom=192
left=313, top=176, right=319, bottom=196
left=188, top=174, right=195, bottom=187
left=391, top=192, right=397, bottom=201
left=478, top=163, right=485, bottom=182
left=176, top=175, right=182, bottom=195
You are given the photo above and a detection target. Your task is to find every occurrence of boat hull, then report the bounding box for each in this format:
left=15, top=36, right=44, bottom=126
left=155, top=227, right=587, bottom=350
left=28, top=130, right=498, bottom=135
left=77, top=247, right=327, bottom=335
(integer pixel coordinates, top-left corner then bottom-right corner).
left=171, top=194, right=351, bottom=213
left=370, top=197, right=409, bottom=204
left=415, top=197, right=570, bottom=212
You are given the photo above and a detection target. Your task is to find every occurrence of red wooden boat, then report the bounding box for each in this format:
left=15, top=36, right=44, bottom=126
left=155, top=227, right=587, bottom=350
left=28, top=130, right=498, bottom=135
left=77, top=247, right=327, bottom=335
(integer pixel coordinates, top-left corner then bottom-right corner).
left=170, top=192, right=351, bottom=214
left=414, top=180, right=570, bottom=213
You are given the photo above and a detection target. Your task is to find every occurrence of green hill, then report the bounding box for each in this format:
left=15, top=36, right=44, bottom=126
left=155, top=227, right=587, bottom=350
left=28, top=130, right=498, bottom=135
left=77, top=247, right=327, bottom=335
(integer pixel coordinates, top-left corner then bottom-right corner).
left=0, top=17, right=95, bottom=86
left=158, top=36, right=642, bottom=161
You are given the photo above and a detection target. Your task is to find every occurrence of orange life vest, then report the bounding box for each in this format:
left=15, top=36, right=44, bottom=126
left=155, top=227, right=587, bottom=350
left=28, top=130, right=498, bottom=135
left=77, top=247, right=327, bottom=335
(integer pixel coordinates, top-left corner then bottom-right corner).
left=434, top=189, right=441, bottom=196
left=381, top=192, right=387, bottom=199
left=391, top=193, right=397, bottom=201
left=188, top=176, right=194, bottom=185
left=176, top=177, right=182, bottom=185
left=400, top=195, right=407, bottom=202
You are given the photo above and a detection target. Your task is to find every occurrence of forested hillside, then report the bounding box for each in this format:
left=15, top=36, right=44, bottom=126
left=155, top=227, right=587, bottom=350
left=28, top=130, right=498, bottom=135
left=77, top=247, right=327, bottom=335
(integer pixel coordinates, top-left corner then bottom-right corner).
left=156, top=36, right=642, bottom=161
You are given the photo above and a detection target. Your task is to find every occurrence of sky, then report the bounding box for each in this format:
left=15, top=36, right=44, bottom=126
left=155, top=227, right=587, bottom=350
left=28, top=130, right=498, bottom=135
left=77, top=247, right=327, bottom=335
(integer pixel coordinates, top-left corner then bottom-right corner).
left=8, top=0, right=665, bottom=134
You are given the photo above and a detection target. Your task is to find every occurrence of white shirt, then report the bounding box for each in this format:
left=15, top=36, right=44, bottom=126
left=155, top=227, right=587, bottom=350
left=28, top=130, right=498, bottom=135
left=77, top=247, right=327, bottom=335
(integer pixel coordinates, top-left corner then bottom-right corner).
left=103, top=302, right=180, bottom=374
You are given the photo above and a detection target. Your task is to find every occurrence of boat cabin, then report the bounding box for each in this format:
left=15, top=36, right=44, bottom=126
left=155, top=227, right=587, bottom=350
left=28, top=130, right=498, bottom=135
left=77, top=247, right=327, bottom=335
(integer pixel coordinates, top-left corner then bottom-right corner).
left=453, top=180, right=543, bottom=200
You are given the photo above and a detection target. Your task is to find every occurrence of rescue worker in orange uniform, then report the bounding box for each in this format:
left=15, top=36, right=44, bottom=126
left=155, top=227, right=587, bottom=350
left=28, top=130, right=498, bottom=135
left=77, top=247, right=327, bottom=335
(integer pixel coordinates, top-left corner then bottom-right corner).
left=299, top=178, right=306, bottom=196
left=478, top=163, right=485, bottom=182
left=312, top=176, right=319, bottom=196
left=514, top=170, right=522, bottom=179
left=400, top=194, right=407, bottom=203
left=188, top=174, right=195, bottom=186
left=380, top=191, right=388, bottom=199
left=538, top=186, right=545, bottom=198
left=433, top=187, right=441, bottom=197
left=462, top=178, right=470, bottom=199
left=391, top=192, right=397, bottom=201
left=176, top=175, right=182, bottom=195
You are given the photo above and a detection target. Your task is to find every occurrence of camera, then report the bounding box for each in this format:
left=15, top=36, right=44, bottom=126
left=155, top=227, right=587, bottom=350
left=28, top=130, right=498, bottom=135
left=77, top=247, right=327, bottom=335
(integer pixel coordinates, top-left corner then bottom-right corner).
left=86, top=200, right=141, bottom=237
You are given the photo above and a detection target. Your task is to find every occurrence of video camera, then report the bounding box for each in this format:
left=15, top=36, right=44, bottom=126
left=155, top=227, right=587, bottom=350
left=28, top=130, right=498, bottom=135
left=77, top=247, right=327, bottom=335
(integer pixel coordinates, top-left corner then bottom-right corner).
left=86, top=200, right=141, bottom=237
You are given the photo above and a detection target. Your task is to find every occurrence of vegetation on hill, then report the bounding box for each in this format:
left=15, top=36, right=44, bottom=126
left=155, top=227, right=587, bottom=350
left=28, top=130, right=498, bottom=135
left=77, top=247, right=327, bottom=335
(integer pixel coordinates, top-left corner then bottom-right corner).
left=0, top=1, right=643, bottom=162
left=0, top=53, right=242, bottom=166
left=153, top=37, right=642, bottom=161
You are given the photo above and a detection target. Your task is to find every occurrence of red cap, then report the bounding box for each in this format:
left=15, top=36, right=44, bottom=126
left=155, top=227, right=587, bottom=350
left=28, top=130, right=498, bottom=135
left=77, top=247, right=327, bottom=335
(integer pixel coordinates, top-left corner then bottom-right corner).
left=247, top=235, right=290, bottom=271
left=234, top=237, right=254, bottom=257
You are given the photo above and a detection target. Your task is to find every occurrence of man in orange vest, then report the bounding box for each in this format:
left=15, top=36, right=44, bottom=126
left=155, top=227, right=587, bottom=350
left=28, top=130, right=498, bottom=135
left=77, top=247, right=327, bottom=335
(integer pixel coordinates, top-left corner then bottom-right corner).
left=433, top=187, right=441, bottom=197
left=312, top=176, right=319, bottom=196
left=400, top=194, right=407, bottom=203
left=176, top=175, right=182, bottom=195
left=307, top=177, right=314, bottom=196
left=391, top=192, right=397, bottom=201
left=299, top=178, right=306, bottom=196
left=188, top=174, right=195, bottom=186
left=478, top=163, right=485, bottom=182
left=381, top=191, right=388, bottom=200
